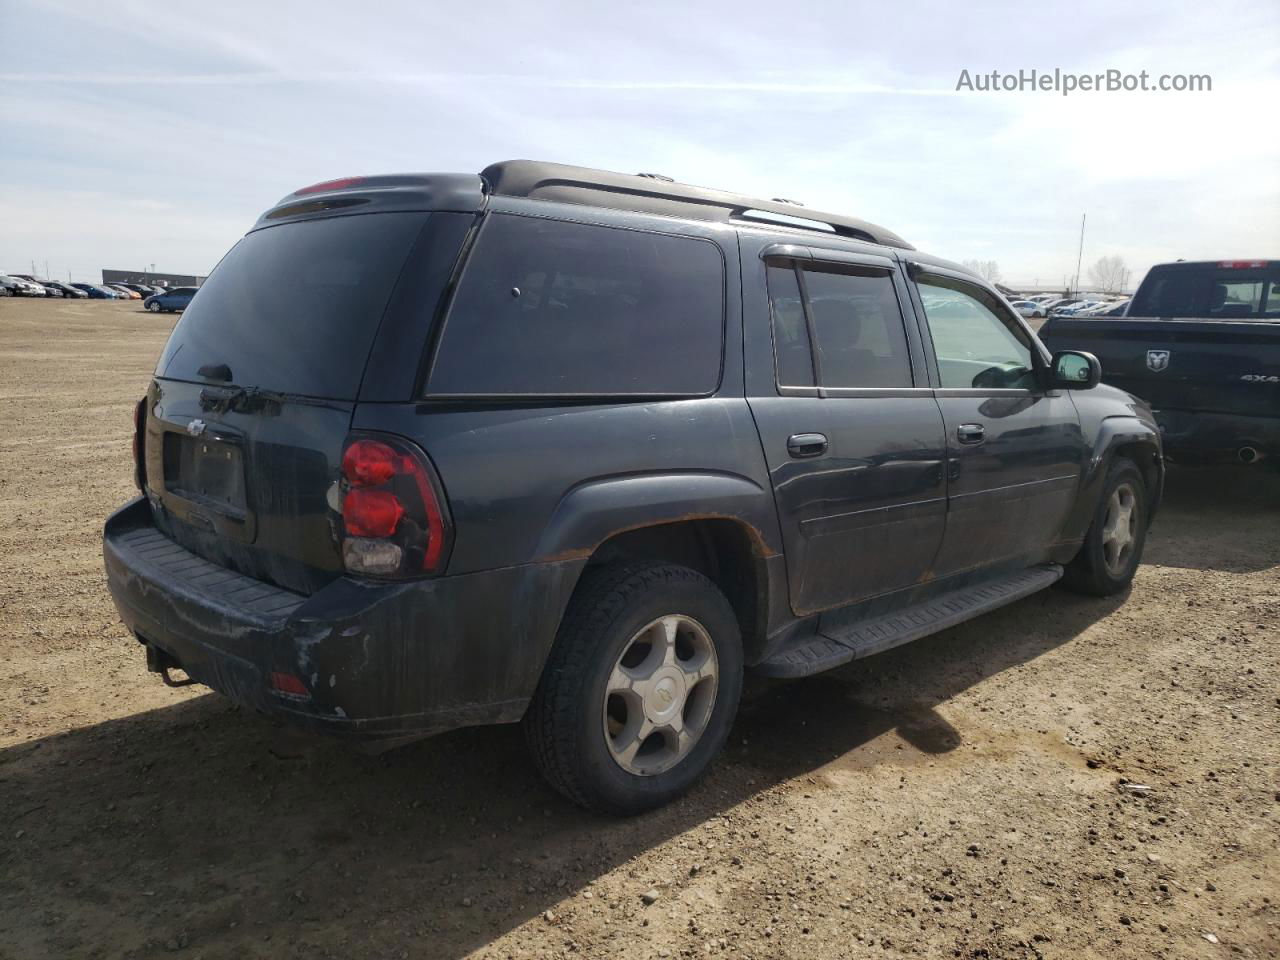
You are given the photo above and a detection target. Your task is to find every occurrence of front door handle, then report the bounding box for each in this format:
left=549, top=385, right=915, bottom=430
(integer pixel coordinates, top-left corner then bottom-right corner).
left=787, top=433, right=828, bottom=458
left=956, top=423, right=986, bottom=444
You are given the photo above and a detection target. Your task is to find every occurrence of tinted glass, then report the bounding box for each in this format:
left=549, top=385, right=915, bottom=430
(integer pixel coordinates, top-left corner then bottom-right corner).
left=917, top=275, right=1037, bottom=389
left=1130, top=265, right=1279, bottom=319
left=157, top=212, right=427, bottom=399
left=766, top=262, right=813, bottom=387
left=1265, top=281, right=1280, bottom=317
left=429, top=215, right=724, bottom=396
left=802, top=265, right=913, bottom=388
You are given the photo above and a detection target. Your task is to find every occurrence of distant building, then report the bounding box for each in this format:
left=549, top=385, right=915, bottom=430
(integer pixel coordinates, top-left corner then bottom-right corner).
left=102, top=269, right=206, bottom=288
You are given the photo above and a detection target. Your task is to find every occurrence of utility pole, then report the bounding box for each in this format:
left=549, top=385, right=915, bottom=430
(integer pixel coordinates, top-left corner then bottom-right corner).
left=1073, top=213, right=1086, bottom=295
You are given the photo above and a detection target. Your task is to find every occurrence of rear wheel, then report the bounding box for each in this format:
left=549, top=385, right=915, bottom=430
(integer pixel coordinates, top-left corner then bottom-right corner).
left=1062, top=458, right=1148, bottom=596
left=525, top=564, right=743, bottom=815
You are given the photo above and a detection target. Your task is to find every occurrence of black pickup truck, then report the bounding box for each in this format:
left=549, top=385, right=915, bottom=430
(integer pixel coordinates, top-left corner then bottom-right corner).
left=1041, top=260, right=1280, bottom=465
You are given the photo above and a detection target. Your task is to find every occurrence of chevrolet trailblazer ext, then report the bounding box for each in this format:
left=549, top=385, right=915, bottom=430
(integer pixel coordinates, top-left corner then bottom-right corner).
left=104, top=162, right=1163, bottom=814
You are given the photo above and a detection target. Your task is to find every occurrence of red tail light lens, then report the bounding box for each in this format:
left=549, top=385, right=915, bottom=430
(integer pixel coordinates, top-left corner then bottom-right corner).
left=337, top=434, right=450, bottom=578
left=342, top=488, right=405, bottom=537
left=342, top=440, right=398, bottom=487
left=1217, top=260, right=1268, bottom=269
left=269, top=671, right=310, bottom=699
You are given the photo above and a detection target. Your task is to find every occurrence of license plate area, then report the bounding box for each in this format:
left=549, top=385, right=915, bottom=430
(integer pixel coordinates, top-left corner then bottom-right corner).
left=163, top=433, right=249, bottom=521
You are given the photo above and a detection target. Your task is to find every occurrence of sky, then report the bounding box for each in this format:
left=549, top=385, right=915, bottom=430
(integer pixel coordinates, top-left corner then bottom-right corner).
left=1, top=0, right=1277, bottom=290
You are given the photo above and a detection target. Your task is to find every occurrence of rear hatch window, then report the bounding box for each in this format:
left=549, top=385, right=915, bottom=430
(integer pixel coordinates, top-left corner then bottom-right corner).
left=1130, top=264, right=1279, bottom=320
left=157, top=212, right=429, bottom=399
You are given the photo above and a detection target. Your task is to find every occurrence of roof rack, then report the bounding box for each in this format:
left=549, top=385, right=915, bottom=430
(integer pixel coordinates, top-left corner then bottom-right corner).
left=479, top=160, right=913, bottom=250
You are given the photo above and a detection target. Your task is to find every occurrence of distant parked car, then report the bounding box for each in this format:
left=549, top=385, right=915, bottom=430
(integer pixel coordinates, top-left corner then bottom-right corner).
left=42, top=281, right=88, bottom=298
left=1047, top=299, right=1089, bottom=316
left=144, top=287, right=197, bottom=312
left=72, top=283, right=120, bottom=299
left=106, top=284, right=142, bottom=299
left=0, top=275, right=22, bottom=296
left=10, top=274, right=60, bottom=296
left=1057, top=301, right=1105, bottom=317
left=1093, top=300, right=1129, bottom=317
left=1009, top=299, right=1046, bottom=318
left=147, top=285, right=168, bottom=295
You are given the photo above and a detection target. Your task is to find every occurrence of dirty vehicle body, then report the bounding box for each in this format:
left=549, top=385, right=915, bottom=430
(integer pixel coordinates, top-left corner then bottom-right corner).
left=104, top=162, right=1163, bottom=813
left=1040, top=260, right=1280, bottom=466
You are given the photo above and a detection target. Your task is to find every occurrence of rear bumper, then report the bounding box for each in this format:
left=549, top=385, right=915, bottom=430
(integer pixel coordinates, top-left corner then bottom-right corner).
left=1154, top=408, right=1280, bottom=464
left=103, top=498, right=585, bottom=742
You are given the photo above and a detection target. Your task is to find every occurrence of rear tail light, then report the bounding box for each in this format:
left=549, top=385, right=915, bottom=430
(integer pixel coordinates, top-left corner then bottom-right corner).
left=337, top=434, right=450, bottom=578
left=1217, top=260, right=1268, bottom=269
left=132, top=396, right=147, bottom=491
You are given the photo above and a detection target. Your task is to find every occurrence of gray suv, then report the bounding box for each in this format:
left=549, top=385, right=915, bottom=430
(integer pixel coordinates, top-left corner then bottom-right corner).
left=104, top=161, right=1163, bottom=814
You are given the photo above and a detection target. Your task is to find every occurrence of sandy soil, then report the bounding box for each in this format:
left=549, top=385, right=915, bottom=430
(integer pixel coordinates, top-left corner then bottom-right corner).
left=1, top=297, right=1277, bottom=960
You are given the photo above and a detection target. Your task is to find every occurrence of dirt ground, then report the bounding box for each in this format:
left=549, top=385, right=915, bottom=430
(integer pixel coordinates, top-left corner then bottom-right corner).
left=1, top=297, right=1277, bottom=960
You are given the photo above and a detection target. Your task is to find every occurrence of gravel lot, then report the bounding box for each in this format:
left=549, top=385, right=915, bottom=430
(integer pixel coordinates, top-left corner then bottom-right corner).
left=1, top=298, right=1277, bottom=960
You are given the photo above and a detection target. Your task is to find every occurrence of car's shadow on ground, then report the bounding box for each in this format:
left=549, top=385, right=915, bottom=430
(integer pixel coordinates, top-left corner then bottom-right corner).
left=1144, top=465, right=1279, bottom=573
left=3, top=583, right=1123, bottom=959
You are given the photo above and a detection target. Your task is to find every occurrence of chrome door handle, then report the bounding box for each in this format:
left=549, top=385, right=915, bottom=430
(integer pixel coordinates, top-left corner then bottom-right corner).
left=956, top=423, right=986, bottom=444
left=787, top=433, right=828, bottom=458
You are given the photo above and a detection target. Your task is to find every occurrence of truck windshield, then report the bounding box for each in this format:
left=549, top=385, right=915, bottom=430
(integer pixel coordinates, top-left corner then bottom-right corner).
left=156, top=212, right=429, bottom=399
left=1130, top=264, right=1279, bottom=319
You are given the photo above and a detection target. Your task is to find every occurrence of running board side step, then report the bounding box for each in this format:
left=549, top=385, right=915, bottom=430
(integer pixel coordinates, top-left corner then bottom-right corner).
left=754, top=564, right=1063, bottom=679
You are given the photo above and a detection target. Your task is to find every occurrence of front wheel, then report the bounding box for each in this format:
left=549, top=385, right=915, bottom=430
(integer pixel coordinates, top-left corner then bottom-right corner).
left=1062, top=458, right=1148, bottom=596
left=525, top=564, right=743, bottom=815
left=146, top=301, right=162, bottom=312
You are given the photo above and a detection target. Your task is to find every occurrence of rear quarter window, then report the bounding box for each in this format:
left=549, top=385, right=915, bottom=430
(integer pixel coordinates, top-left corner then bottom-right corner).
left=427, top=214, right=725, bottom=396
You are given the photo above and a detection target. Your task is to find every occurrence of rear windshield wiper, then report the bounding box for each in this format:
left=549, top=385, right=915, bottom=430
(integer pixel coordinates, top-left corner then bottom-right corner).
left=198, top=383, right=336, bottom=415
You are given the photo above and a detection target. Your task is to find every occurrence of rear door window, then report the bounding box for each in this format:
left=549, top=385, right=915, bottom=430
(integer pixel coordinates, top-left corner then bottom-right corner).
left=156, top=212, right=428, bottom=399
left=764, top=259, right=914, bottom=389
left=766, top=262, right=814, bottom=387
left=801, top=264, right=913, bottom=388
left=427, top=214, right=725, bottom=396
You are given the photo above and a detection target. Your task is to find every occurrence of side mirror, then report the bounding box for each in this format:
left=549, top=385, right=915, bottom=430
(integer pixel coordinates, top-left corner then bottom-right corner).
left=1051, top=350, right=1101, bottom=389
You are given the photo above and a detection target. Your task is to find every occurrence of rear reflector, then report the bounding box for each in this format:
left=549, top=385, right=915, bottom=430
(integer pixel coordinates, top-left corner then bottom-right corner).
left=295, top=176, right=366, bottom=196
left=269, top=671, right=309, bottom=698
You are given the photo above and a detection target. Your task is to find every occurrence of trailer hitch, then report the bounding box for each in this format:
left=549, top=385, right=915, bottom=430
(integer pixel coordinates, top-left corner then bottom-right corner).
left=145, top=644, right=197, bottom=688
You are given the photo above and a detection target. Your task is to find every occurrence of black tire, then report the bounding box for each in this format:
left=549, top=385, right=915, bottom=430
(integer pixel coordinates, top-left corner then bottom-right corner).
left=146, top=301, right=162, bottom=312
left=524, top=564, right=743, bottom=815
left=1062, top=458, right=1148, bottom=596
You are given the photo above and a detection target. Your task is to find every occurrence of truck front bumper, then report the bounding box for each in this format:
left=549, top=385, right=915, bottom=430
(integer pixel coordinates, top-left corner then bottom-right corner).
left=1153, top=409, right=1280, bottom=465
left=103, top=498, right=584, bottom=743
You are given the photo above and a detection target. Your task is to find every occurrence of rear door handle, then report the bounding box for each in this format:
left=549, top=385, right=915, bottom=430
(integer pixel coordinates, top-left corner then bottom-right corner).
left=787, top=433, right=828, bottom=458
left=956, top=423, right=986, bottom=444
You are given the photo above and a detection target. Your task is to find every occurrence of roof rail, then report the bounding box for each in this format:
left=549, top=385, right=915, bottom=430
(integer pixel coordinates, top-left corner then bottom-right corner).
left=479, top=160, right=913, bottom=250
